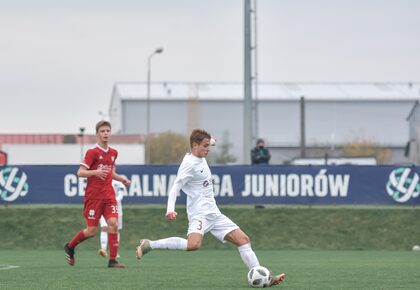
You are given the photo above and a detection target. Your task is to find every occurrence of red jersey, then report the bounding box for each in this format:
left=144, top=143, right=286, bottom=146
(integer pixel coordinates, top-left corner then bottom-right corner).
left=81, top=144, right=118, bottom=200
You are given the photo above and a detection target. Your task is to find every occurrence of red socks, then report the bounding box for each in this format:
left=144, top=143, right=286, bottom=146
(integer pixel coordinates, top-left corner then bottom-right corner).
left=108, top=232, right=119, bottom=260
left=68, top=230, right=88, bottom=249
left=67, top=230, right=118, bottom=261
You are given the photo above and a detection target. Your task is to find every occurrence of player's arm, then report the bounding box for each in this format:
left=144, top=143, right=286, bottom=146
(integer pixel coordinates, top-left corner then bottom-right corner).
left=77, top=165, right=110, bottom=180
left=112, top=169, right=131, bottom=186
left=263, top=149, right=271, bottom=162
left=251, top=148, right=259, bottom=163
left=166, top=179, right=182, bottom=220
left=166, top=162, right=193, bottom=221
left=77, top=149, right=111, bottom=180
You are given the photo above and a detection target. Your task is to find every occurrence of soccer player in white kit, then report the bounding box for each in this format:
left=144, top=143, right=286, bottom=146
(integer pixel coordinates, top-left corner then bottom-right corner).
left=98, top=180, right=125, bottom=258
left=135, top=128, right=285, bottom=287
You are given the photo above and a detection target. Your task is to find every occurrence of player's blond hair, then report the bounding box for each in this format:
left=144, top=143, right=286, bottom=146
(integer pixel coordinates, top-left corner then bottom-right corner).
left=190, top=129, right=211, bottom=148
left=95, top=120, right=112, bottom=133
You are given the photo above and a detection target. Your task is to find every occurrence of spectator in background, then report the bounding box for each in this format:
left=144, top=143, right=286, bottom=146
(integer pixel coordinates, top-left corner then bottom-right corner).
left=251, top=138, right=271, bottom=165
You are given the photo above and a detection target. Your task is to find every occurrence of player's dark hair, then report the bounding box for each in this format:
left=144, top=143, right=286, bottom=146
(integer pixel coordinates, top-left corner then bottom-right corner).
left=96, top=120, right=112, bottom=133
left=190, top=129, right=211, bottom=148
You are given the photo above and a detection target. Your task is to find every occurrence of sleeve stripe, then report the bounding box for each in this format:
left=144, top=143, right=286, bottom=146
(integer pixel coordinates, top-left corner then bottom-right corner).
left=80, top=163, right=90, bottom=169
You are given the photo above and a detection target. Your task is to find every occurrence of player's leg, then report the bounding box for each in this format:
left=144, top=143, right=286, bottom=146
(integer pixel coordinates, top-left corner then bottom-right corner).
left=116, top=231, right=121, bottom=258
left=105, top=216, right=124, bottom=268
left=100, top=227, right=108, bottom=251
left=225, top=228, right=286, bottom=287
left=103, top=200, right=124, bottom=268
left=135, top=236, right=189, bottom=260
left=64, top=200, right=100, bottom=266
left=64, top=225, right=97, bottom=266
left=150, top=236, right=190, bottom=250
left=106, top=216, right=124, bottom=268
left=135, top=218, right=206, bottom=260
left=212, top=214, right=286, bottom=286
left=117, top=213, right=122, bottom=258
left=98, top=216, right=108, bottom=257
left=186, top=233, right=204, bottom=251
left=225, top=228, right=259, bottom=269
left=185, top=217, right=207, bottom=251
left=215, top=215, right=259, bottom=269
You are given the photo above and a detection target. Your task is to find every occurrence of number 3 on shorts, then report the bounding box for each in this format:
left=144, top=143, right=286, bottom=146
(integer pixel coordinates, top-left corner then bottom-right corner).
left=196, top=220, right=202, bottom=230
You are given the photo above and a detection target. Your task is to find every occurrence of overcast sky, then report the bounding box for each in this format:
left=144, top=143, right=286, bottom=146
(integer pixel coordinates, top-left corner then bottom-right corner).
left=1, top=0, right=419, bottom=134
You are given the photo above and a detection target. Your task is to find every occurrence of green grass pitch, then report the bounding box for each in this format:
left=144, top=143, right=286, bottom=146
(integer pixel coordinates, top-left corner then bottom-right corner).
left=1, top=249, right=420, bottom=289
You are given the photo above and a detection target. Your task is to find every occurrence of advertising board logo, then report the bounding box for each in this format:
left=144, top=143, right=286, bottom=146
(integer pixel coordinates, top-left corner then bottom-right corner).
left=386, top=167, right=419, bottom=203
left=0, top=167, right=29, bottom=202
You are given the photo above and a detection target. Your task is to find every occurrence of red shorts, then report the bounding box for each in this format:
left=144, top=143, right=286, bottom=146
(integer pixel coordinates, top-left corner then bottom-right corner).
left=83, top=199, right=119, bottom=227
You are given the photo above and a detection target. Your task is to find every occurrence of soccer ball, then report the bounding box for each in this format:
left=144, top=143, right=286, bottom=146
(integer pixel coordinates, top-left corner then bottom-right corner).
left=412, top=245, right=420, bottom=251
left=247, top=266, right=271, bottom=288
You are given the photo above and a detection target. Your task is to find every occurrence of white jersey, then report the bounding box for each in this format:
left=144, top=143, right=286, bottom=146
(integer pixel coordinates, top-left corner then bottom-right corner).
left=167, top=153, right=221, bottom=220
left=113, top=180, right=124, bottom=215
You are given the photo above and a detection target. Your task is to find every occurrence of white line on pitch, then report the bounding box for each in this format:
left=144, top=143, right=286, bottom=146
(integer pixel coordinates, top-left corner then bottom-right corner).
left=0, top=265, right=20, bottom=270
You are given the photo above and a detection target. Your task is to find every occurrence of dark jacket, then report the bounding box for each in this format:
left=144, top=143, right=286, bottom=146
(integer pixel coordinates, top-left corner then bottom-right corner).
left=251, top=146, right=271, bottom=164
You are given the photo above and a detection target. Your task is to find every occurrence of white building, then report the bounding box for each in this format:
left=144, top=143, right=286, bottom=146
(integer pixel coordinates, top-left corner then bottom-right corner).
left=2, top=144, right=144, bottom=165
left=109, top=82, right=420, bottom=164
left=407, top=101, right=420, bottom=164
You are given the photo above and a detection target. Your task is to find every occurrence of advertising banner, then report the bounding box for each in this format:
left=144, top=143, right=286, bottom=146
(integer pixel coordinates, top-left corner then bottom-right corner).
left=0, top=165, right=419, bottom=205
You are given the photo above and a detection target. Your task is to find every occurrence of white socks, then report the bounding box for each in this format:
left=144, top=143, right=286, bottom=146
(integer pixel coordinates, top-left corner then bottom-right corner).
left=238, top=243, right=260, bottom=269
left=149, top=237, right=188, bottom=250
left=147, top=239, right=259, bottom=270
left=100, top=231, right=107, bottom=250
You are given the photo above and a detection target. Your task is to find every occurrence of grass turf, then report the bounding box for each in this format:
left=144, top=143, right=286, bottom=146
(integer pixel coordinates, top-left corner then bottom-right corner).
left=1, top=249, right=420, bottom=289
left=2, top=205, right=420, bottom=250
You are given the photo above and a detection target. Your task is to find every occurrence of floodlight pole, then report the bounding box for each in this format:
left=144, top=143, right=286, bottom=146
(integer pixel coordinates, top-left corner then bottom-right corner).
left=243, top=0, right=253, bottom=164
left=145, top=47, right=164, bottom=164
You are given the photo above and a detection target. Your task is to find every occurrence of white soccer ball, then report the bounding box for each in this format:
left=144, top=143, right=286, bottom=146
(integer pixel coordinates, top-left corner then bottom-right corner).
left=210, top=137, right=216, bottom=146
left=412, top=245, right=420, bottom=251
left=247, top=266, right=271, bottom=288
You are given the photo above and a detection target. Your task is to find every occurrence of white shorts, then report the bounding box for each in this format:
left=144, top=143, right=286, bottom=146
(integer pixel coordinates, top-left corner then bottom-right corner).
left=99, top=214, right=123, bottom=230
left=187, top=213, right=239, bottom=243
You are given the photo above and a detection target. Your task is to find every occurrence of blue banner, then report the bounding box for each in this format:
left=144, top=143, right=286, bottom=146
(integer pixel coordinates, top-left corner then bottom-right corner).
left=0, top=165, right=419, bottom=205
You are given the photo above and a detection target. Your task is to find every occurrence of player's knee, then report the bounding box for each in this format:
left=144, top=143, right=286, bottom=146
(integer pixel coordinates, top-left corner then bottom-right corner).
left=187, top=241, right=201, bottom=251
left=187, top=245, right=200, bottom=251
left=242, top=234, right=251, bottom=245
left=107, top=218, right=118, bottom=229
left=85, top=227, right=97, bottom=237
left=107, top=224, right=118, bottom=233
left=236, top=234, right=251, bottom=246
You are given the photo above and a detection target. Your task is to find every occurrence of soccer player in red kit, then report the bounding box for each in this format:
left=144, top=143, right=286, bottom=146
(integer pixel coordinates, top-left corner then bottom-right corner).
left=64, top=121, right=130, bottom=268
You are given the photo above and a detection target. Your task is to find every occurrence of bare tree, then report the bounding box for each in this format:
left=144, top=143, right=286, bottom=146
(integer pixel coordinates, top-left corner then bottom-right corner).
left=342, top=135, right=391, bottom=164
left=148, top=131, right=189, bottom=164
left=208, top=130, right=237, bottom=164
